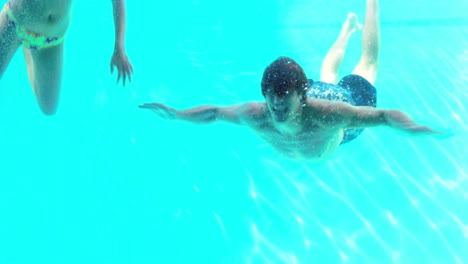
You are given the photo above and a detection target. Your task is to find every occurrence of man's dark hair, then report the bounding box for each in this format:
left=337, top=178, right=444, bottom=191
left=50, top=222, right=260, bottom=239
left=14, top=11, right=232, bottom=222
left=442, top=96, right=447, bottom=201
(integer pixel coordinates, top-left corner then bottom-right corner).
left=261, top=56, right=310, bottom=101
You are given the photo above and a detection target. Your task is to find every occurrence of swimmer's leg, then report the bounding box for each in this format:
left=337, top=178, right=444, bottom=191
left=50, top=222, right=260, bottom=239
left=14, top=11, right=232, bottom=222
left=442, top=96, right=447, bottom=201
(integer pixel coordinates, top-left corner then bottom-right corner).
left=0, top=6, right=21, bottom=78
left=23, top=42, right=64, bottom=115
left=320, top=13, right=361, bottom=84
left=352, top=0, right=380, bottom=85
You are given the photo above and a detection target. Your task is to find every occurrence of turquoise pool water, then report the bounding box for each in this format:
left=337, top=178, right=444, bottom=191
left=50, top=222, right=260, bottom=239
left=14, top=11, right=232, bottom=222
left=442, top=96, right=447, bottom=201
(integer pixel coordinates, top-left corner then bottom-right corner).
left=0, top=0, right=467, bottom=263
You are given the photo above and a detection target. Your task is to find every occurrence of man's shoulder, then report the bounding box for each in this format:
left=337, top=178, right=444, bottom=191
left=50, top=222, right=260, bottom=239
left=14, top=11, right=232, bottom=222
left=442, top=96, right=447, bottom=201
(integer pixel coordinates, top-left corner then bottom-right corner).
left=236, top=102, right=269, bottom=124
left=305, top=98, right=354, bottom=112
left=304, top=99, right=357, bottom=126
left=237, top=102, right=267, bottom=115
left=304, top=98, right=332, bottom=113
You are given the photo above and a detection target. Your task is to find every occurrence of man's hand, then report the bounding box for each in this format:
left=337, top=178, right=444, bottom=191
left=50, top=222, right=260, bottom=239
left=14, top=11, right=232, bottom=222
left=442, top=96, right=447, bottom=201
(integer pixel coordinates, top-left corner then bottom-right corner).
left=139, top=103, right=177, bottom=120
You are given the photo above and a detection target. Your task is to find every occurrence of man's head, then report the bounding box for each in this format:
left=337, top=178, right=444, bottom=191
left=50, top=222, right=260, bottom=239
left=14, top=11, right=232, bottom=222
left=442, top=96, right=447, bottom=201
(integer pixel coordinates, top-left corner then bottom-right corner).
left=261, top=57, right=310, bottom=122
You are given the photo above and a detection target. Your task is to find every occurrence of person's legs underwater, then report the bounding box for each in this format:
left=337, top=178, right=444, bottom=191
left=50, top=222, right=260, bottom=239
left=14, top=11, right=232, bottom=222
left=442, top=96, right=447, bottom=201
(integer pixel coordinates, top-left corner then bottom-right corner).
left=352, top=0, right=380, bottom=85
left=1, top=1, right=66, bottom=115
left=339, top=0, right=380, bottom=144
left=0, top=2, right=21, bottom=79
left=320, top=13, right=361, bottom=84
left=23, top=43, right=64, bottom=115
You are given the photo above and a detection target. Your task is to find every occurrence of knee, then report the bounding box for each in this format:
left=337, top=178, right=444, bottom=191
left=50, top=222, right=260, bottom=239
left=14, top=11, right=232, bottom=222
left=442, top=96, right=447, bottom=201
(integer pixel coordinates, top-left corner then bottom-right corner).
left=37, top=100, right=59, bottom=116
left=360, top=56, right=379, bottom=69
left=358, top=58, right=379, bottom=76
left=33, top=83, right=60, bottom=116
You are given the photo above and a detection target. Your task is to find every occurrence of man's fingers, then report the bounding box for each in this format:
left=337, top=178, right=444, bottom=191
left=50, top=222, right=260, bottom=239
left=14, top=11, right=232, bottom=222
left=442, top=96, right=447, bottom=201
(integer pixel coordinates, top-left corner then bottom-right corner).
left=139, top=103, right=160, bottom=109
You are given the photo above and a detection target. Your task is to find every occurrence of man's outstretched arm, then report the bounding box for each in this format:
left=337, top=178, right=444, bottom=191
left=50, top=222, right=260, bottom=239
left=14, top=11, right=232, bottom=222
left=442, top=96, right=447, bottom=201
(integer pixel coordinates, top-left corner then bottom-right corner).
left=345, top=105, right=442, bottom=136
left=139, top=102, right=259, bottom=125
left=318, top=101, right=444, bottom=136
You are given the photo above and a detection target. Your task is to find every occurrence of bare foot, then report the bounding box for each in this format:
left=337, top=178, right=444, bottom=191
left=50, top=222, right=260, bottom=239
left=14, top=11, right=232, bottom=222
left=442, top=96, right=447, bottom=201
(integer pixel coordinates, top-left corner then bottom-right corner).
left=342, top=13, right=362, bottom=35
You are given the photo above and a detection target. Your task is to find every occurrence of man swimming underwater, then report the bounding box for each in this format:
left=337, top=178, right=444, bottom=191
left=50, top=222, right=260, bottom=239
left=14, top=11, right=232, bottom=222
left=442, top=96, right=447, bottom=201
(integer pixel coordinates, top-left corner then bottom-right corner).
left=139, top=0, right=444, bottom=161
